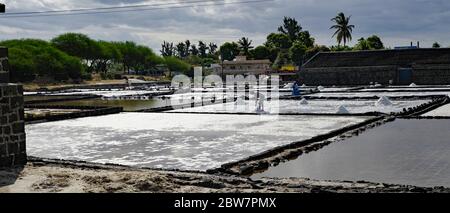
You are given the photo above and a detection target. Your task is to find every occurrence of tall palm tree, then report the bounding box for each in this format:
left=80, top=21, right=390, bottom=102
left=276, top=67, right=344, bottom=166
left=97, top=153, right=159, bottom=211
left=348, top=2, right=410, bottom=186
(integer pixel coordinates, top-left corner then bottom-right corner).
left=184, top=40, right=191, bottom=56
left=209, top=42, right=218, bottom=55
left=237, top=37, right=254, bottom=56
left=330, top=12, right=355, bottom=47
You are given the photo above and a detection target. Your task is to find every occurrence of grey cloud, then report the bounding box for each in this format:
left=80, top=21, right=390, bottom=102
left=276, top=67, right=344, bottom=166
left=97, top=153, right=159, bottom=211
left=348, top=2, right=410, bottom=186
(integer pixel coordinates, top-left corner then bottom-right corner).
left=1, top=0, right=450, bottom=52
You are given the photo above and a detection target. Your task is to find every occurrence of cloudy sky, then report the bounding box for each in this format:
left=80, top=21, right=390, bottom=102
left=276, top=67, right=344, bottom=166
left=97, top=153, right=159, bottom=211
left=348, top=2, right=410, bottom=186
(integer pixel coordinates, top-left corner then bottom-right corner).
left=1, top=0, right=450, bottom=53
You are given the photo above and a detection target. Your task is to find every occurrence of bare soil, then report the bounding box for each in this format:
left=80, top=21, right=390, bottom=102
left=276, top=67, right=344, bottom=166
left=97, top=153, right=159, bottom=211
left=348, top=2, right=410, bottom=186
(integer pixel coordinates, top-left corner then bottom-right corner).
left=1, top=159, right=448, bottom=193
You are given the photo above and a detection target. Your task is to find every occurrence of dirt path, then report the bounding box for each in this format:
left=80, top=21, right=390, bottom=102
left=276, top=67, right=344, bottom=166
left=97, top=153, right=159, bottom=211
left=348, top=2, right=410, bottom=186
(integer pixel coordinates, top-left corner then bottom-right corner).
left=1, top=159, right=448, bottom=193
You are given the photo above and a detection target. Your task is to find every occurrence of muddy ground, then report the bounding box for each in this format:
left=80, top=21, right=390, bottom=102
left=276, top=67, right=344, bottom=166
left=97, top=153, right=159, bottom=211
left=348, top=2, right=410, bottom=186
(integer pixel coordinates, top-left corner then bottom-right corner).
left=0, top=159, right=448, bottom=193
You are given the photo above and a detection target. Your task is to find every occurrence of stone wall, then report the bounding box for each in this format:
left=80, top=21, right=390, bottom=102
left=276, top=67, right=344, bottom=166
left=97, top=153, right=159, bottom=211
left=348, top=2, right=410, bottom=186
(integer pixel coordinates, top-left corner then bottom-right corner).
left=0, top=85, right=26, bottom=167
left=0, top=47, right=26, bottom=167
left=300, top=49, right=450, bottom=86
left=300, top=64, right=450, bottom=86
left=299, top=66, right=397, bottom=86
left=412, top=64, right=450, bottom=85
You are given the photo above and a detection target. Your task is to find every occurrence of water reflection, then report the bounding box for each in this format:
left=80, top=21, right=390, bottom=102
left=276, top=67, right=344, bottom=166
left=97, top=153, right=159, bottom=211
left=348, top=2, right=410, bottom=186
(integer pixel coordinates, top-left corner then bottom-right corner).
left=253, top=119, right=450, bottom=188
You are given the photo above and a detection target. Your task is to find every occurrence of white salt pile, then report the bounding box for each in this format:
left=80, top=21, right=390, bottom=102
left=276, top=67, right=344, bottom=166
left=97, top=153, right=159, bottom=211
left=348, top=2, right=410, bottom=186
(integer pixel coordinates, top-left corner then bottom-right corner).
left=301, top=84, right=307, bottom=87
left=299, top=98, right=309, bottom=105
left=409, top=83, right=417, bottom=87
left=375, top=96, right=393, bottom=106
left=317, top=86, right=325, bottom=90
left=283, top=83, right=294, bottom=89
left=336, top=105, right=349, bottom=114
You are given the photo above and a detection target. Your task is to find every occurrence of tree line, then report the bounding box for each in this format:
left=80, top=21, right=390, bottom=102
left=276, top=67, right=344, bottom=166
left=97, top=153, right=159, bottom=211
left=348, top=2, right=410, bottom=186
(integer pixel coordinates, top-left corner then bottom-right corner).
left=161, top=16, right=317, bottom=69
left=2, top=33, right=191, bottom=83
left=4, top=12, right=395, bottom=83
left=161, top=13, right=386, bottom=71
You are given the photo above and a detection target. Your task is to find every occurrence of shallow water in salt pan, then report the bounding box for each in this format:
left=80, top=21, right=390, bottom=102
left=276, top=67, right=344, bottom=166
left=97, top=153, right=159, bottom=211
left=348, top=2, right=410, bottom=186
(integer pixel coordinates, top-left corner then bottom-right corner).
left=25, top=113, right=369, bottom=171
left=171, top=99, right=428, bottom=114
left=252, top=119, right=450, bottom=188
left=41, top=98, right=170, bottom=111
left=48, top=89, right=169, bottom=98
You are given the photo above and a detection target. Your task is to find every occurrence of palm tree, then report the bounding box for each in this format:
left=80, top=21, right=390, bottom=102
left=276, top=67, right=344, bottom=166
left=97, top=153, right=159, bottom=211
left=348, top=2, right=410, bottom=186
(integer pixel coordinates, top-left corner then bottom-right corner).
left=237, top=37, right=254, bottom=56
left=184, top=40, right=191, bottom=56
left=198, top=41, right=208, bottom=58
left=190, top=44, right=199, bottom=56
left=330, top=12, right=355, bottom=47
left=209, top=42, right=218, bottom=55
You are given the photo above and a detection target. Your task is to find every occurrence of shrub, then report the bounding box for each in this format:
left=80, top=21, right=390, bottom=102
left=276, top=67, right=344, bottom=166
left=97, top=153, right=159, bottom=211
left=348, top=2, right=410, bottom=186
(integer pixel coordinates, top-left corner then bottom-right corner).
left=164, top=56, right=191, bottom=75
left=0, top=39, right=84, bottom=83
left=8, top=48, right=36, bottom=82
left=114, top=74, right=123, bottom=80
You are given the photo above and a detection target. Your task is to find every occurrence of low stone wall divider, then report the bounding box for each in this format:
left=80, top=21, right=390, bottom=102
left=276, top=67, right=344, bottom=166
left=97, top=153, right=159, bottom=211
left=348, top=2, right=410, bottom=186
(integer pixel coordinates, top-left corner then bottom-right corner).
left=25, top=106, right=123, bottom=123
left=282, top=95, right=446, bottom=101
left=406, top=96, right=449, bottom=116
left=25, top=104, right=115, bottom=110
left=401, top=116, right=450, bottom=119
left=138, top=98, right=233, bottom=112
left=394, top=96, right=449, bottom=117
left=24, top=95, right=99, bottom=105
left=319, top=88, right=450, bottom=93
left=347, top=86, right=366, bottom=91
left=165, top=111, right=385, bottom=117
left=27, top=156, right=208, bottom=175
left=28, top=82, right=172, bottom=92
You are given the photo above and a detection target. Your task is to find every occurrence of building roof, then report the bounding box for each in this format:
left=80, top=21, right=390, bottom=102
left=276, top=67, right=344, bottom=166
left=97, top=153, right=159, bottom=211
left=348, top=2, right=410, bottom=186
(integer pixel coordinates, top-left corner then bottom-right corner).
left=302, top=48, right=450, bottom=68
